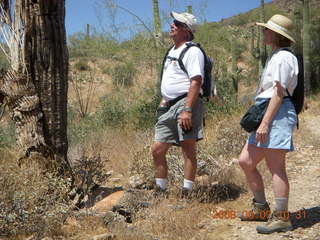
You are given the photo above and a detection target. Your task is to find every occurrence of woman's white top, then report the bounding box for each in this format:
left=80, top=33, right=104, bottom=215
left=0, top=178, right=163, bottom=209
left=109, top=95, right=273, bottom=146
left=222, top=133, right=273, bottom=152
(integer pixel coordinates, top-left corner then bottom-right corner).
left=256, top=49, right=299, bottom=99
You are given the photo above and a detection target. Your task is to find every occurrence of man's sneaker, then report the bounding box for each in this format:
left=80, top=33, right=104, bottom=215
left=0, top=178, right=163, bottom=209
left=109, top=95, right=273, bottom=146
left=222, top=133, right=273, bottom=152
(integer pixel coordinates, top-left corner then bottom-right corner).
left=238, top=199, right=271, bottom=222
left=152, top=185, right=168, bottom=199
left=256, top=211, right=293, bottom=234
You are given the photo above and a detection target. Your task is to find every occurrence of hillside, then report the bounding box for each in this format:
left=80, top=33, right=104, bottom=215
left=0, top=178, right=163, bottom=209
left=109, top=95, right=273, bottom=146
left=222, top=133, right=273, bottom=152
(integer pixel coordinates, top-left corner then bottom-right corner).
left=273, top=0, right=320, bottom=11
left=1, top=1, right=320, bottom=239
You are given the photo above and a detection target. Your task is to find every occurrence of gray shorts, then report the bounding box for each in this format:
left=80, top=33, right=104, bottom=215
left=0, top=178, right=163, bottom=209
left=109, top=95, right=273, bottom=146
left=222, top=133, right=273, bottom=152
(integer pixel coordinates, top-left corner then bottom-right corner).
left=154, top=97, right=204, bottom=146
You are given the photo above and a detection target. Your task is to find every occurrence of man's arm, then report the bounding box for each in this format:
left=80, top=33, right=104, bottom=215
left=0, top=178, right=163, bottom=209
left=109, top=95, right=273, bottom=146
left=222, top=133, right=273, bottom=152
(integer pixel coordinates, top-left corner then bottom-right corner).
left=179, top=75, right=202, bottom=131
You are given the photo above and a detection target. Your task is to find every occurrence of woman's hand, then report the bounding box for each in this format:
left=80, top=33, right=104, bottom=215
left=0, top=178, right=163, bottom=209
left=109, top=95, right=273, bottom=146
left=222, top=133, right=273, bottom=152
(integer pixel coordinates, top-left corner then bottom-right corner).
left=256, top=122, right=269, bottom=143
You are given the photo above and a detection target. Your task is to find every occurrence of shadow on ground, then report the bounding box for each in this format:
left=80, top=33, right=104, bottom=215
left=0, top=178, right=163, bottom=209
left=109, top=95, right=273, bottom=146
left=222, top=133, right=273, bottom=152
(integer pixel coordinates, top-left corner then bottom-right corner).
left=291, top=206, right=320, bottom=230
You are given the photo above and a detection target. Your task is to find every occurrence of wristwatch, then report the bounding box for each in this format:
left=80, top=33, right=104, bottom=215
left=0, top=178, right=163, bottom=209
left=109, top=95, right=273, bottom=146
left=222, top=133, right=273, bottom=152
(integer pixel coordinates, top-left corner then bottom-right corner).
left=183, top=106, right=192, bottom=113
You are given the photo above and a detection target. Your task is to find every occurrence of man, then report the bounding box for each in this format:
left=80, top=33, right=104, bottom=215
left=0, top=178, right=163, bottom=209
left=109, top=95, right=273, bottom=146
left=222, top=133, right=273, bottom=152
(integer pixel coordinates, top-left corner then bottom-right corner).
left=151, top=11, right=204, bottom=197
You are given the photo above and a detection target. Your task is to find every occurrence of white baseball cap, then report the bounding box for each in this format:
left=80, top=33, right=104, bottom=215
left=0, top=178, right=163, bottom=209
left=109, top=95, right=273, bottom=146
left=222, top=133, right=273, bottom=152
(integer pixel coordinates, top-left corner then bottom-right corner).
left=170, top=11, right=197, bottom=32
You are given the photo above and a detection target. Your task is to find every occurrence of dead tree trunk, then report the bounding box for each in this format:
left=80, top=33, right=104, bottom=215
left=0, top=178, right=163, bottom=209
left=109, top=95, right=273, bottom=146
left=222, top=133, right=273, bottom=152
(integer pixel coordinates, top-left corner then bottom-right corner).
left=21, top=0, right=70, bottom=170
left=0, top=0, right=70, bottom=173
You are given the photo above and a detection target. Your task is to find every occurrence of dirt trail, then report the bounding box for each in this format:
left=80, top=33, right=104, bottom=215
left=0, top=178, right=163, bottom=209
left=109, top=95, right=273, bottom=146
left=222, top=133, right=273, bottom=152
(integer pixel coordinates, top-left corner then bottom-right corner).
left=200, top=105, right=320, bottom=240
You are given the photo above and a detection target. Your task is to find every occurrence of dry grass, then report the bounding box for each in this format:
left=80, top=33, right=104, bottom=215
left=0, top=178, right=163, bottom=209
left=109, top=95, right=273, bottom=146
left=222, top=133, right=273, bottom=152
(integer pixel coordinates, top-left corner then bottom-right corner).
left=0, top=150, right=72, bottom=238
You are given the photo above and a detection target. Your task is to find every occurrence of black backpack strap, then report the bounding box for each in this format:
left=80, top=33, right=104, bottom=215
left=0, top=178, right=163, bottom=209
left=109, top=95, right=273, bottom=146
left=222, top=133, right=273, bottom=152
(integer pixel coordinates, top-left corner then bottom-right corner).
left=178, top=42, right=200, bottom=76
left=160, top=45, right=174, bottom=84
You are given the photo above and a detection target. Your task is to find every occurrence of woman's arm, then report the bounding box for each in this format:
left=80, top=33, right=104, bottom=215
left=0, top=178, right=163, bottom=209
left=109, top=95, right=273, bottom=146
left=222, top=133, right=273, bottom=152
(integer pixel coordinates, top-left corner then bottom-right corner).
left=256, top=81, right=284, bottom=143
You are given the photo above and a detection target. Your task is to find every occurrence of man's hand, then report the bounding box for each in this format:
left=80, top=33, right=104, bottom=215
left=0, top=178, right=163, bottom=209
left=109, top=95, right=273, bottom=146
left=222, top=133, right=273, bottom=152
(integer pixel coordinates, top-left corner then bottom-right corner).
left=179, top=111, right=192, bottom=132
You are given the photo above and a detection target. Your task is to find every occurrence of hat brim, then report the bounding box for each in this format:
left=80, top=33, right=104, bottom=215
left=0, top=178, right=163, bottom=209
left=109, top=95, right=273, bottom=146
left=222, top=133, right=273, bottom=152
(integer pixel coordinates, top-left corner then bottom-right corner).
left=256, top=22, right=296, bottom=43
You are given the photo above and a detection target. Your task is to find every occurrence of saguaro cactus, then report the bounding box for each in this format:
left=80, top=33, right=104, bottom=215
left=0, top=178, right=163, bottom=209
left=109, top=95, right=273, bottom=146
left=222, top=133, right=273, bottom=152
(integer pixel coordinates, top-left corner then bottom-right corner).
left=187, top=5, right=193, bottom=14
left=0, top=0, right=70, bottom=173
left=292, top=5, right=303, bottom=55
left=231, top=35, right=239, bottom=96
left=86, top=24, right=90, bottom=40
left=152, top=0, right=162, bottom=45
left=301, top=0, right=311, bottom=96
left=259, top=0, right=267, bottom=73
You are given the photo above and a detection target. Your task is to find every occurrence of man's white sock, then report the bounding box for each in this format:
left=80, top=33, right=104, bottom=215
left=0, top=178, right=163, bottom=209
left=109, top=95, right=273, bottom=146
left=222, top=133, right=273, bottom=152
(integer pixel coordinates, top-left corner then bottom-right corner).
left=275, top=197, right=289, bottom=212
left=183, top=179, right=194, bottom=190
left=155, top=178, right=167, bottom=190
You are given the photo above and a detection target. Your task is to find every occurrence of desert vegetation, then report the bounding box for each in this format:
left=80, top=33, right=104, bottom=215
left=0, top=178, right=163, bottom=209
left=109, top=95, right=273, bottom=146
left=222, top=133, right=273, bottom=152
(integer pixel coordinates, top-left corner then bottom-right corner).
left=0, top=0, right=320, bottom=239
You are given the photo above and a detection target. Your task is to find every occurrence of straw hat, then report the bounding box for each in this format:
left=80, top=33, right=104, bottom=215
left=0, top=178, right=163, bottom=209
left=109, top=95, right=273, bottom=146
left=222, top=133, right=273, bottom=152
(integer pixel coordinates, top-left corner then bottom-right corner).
left=170, top=11, right=197, bottom=32
left=256, top=14, right=295, bottom=43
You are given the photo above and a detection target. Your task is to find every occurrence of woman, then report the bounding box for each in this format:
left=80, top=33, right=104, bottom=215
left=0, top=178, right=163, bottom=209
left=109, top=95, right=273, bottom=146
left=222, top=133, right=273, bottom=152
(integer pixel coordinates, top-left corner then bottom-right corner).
left=238, top=14, right=299, bottom=234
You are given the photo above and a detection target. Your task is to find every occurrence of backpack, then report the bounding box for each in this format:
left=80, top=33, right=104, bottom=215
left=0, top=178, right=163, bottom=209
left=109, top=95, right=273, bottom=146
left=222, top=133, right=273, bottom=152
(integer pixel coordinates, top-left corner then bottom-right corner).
left=281, top=48, right=304, bottom=114
left=160, top=42, right=215, bottom=99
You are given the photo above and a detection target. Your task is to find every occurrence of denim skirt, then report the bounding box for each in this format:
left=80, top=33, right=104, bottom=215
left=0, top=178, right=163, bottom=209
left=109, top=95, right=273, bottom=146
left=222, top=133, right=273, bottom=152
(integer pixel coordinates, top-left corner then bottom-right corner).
left=248, top=98, right=297, bottom=151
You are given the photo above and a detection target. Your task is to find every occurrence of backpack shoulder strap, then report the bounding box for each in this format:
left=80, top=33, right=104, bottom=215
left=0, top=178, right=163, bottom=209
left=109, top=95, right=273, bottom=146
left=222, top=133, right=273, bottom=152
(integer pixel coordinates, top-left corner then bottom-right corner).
left=178, top=42, right=200, bottom=75
left=160, top=45, right=174, bottom=82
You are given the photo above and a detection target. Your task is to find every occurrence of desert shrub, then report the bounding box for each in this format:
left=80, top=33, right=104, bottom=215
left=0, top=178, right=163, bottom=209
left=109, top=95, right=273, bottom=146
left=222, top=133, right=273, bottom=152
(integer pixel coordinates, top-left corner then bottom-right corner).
left=68, top=114, right=100, bottom=145
left=0, top=52, right=9, bottom=71
left=0, top=151, right=72, bottom=237
left=0, top=121, right=16, bottom=148
left=68, top=32, right=120, bottom=58
left=111, top=61, right=136, bottom=87
left=72, top=148, right=110, bottom=197
left=129, top=89, right=160, bottom=129
left=205, top=117, right=247, bottom=158
left=98, top=94, right=128, bottom=126
left=102, top=66, right=111, bottom=75
left=74, top=59, right=91, bottom=71
left=129, top=116, right=247, bottom=192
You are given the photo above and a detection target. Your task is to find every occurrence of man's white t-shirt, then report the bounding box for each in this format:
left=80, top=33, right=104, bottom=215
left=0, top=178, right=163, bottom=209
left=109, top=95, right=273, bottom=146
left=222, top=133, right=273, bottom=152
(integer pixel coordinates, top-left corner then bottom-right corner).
left=256, top=49, right=299, bottom=99
left=161, top=42, right=205, bottom=101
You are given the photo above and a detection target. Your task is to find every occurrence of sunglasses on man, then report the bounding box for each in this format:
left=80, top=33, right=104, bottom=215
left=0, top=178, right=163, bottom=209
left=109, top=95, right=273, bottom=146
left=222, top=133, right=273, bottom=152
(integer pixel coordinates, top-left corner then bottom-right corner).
left=173, top=20, right=188, bottom=29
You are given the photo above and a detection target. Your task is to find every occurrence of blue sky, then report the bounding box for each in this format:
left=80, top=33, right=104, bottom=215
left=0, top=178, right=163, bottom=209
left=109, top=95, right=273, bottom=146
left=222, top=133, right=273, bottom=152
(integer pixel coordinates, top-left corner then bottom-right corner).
left=65, top=0, right=272, bottom=40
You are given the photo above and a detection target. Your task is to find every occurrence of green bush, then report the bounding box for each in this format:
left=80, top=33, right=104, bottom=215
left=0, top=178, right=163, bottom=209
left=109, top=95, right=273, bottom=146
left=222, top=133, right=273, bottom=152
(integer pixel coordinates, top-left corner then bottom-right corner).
left=68, top=32, right=120, bottom=58
left=74, top=59, right=91, bottom=71
left=130, top=90, right=161, bottom=129
left=111, top=61, right=136, bottom=87
left=0, top=121, right=15, bottom=148
left=0, top=53, right=9, bottom=71
left=98, top=94, right=128, bottom=126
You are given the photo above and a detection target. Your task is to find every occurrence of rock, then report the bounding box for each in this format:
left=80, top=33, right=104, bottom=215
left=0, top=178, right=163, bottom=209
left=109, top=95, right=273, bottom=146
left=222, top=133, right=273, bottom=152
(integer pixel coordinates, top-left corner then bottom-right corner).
left=129, top=175, right=144, bottom=188
left=109, top=177, right=121, bottom=183
left=197, top=160, right=208, bottom=175
left=195, top=175, right=210, bottom=186
left=106, top=170, right=114, bottom=177
left=92, top=233, right=115, bottom=240
left=103, top=211, right=126, bottom=225
left=92, top=191, right=125, bottom=213
left=24, top=236, right=35, bottom=240
left=111, top=189, right=151, bottom=223
left=61, top=216, right=79, bottom=232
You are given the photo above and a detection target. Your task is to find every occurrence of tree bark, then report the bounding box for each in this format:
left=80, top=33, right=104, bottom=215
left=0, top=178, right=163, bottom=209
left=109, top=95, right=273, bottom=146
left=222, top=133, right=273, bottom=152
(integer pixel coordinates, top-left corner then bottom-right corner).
left=19, top=0, right=69, bottom=168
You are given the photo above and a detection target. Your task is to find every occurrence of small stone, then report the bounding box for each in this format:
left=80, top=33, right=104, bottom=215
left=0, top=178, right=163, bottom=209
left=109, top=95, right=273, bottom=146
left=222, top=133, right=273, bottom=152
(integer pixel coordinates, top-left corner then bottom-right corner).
left=106, top=170, right=114, bottom=177
left=92, top=233, right=115, bottom=240
left=109, top=177, right=121, bottom=183
left=129, top=175, right=144, bottom=188
left=103, top=211, right=117, bottom=225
